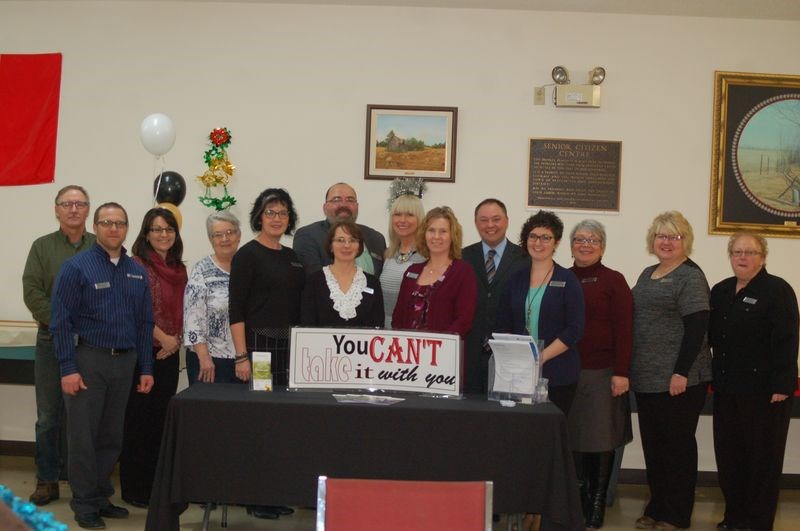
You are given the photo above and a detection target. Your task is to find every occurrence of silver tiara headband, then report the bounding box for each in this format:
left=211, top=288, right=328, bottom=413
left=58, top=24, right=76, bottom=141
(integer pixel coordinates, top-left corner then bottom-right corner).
left=386, top=178, right=427, bottom=210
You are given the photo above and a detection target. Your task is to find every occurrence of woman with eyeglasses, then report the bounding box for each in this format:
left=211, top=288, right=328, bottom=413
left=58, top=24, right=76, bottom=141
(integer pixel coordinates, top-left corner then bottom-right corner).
left=301, top=220, right=384, bottom=327
left=228, top=188, right=304, bottom=520
left=709, top=231, right=798, bottom=531
left=120, top=207, right=187, bottom=508
left=630, top=211, right=711, bottom=531
left=183, top=211, right=243, bottom=385
left=567, top=219, right=633, bottom=529
left=495, top=210, right=585, bottom=414
left=229, top=188, right=304, bottom=387
left=392, top=206, right=477, bottom=338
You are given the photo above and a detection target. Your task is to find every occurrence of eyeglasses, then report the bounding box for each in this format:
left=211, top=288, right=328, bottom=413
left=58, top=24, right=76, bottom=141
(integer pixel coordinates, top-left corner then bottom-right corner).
left=96, top=220, right=128, bottom=229
left=655, top=234, right=683, bottom=241
left=326, top=196, right=357, bottom=204
left=572, top=237, right=602, bottom=246
left=57, top=201, right=89, bottom=210
left=528, top=233, right=554, bottom=243
left=211, top=229, right=239, bottom=240
left=263, top=209, right=289, bottom=219
left=149, top=226, right=176, bottom=235
left=730, top=250, right=762, bottom=257
left=332, top=237, right=360, bottom=245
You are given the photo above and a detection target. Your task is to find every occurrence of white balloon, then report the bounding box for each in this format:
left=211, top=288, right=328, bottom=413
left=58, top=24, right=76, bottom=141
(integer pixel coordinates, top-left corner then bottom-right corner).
left=140, top=113, right=176, bottom=156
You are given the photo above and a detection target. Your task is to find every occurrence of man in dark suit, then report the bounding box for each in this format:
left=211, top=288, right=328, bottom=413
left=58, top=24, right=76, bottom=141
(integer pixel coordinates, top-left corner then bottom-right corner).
left=293, top=182, right=386, bottom=276
left=462, top=198, right=529, bottom=394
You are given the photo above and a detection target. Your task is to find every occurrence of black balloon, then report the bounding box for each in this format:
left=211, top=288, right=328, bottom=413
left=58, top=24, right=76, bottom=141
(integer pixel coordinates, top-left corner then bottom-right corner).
left=153, top=171, right=186, bottom=206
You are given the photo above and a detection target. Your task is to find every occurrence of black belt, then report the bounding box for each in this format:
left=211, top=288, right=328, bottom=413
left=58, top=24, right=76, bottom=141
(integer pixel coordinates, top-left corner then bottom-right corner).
left=78, top=339, right=132, bottom=356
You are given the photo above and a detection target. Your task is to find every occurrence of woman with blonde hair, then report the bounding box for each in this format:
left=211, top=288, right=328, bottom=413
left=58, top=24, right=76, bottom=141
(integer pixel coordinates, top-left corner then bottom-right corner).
left=392, top=206, right=477, bottom=338
left=630, top=211, right=711, bottom=531
left=380, top=193, right=426, bottom=328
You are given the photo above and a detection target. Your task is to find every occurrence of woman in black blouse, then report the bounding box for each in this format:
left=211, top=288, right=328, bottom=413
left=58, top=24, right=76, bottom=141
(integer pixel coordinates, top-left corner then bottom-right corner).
left=709, top=231, right=799, bottom=531
left=228, top=187, right=304, bottom=520
left=229, top=188, right=304, bottom=385
left=301, top=220, right=384, bottom=327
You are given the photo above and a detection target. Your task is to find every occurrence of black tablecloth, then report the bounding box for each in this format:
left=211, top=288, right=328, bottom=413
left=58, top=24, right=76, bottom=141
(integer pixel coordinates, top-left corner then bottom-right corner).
left=145, top=384, right=583, bottom=530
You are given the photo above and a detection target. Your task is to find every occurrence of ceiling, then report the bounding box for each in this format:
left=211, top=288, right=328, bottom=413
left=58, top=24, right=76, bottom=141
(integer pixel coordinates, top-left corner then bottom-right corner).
left=133, top=0, right=800, bottom=21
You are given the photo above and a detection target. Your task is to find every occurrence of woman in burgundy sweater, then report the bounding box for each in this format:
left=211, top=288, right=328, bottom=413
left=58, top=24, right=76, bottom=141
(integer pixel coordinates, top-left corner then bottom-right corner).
left=568, top=219, right=633, bottom=530
left=392, top=206, right=477, bottom=339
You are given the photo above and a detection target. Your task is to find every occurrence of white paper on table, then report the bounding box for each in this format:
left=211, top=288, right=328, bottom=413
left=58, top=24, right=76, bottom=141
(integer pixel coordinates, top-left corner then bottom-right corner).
left=332, top=394, right=405, bottom=405
left=488, top=339, right=538, bottom=395
left=491, top=333, right=534, bottom=343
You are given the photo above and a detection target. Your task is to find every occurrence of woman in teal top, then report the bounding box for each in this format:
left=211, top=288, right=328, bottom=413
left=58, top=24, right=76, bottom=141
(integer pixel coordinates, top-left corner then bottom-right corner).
left=495, top=210, right=585, bottom=415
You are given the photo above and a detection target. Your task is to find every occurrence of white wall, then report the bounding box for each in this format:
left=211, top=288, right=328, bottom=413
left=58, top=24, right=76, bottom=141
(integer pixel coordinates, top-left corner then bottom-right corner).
left=1, top=1, right=799, bottom=471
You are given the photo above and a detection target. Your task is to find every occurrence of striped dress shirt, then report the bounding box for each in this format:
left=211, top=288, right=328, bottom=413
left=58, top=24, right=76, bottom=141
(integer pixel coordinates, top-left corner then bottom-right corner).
left=50, top=243, right=154, bottom=377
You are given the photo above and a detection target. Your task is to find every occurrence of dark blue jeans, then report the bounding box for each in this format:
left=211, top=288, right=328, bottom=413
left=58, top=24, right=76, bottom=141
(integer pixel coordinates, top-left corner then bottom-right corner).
left=34, top=328, right=67, bottom=482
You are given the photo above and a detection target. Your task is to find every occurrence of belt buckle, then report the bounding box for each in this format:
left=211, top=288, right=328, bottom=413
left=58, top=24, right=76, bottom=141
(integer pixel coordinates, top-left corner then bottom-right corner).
left=110, top=348, right=122, bottom=356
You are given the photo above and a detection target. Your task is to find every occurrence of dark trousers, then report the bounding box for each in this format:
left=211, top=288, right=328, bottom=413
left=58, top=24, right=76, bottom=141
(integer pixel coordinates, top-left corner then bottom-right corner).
left=120, top=349, right=179, bottom=503
left=714, top=392, right=793, bottom=531
left=185, top=350, right=245, bottom=386
left=635, top=384, right=707, bottom=529
left=64, top=345, right=137, bottom=517
left=34, top=328, right=68, bottom=482
left=549, top=383, right=577, bottom=416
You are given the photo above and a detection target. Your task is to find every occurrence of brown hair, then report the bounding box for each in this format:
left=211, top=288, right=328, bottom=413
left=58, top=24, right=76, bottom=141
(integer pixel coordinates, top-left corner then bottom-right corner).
left=325, top=220, right=365, bottom=260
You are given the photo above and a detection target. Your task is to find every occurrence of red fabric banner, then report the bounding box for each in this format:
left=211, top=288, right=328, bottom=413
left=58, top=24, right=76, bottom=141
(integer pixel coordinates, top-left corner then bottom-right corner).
left=0, top=53, right=62, bottom=186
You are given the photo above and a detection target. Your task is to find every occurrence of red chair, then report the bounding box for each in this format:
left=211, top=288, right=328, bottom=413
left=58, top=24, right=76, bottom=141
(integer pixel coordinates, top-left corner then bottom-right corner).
left=316, top=476, right=493, bottom=531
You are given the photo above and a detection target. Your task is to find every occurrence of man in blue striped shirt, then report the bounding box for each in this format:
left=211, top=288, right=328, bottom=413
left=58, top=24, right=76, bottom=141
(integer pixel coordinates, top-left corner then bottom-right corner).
left=50, top=202, right=154, bottom=530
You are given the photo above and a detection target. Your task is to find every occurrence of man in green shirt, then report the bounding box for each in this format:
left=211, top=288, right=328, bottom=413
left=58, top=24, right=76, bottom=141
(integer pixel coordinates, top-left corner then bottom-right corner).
left=22, top=185, right=96, bottom=506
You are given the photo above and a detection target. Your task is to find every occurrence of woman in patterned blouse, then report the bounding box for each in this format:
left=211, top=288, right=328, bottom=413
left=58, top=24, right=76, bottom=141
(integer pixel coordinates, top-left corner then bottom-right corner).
left=183, top=210, right=242, bottom=384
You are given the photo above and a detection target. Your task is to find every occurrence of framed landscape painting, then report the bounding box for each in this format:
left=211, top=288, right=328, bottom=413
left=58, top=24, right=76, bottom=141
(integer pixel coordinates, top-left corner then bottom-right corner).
left=709, top=71, right=800, bottom=238
left=364, top=105, right=457, bottom=182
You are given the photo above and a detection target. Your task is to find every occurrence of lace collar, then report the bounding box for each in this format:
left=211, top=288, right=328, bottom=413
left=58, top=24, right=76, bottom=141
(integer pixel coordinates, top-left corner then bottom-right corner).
left=323, top=266, right=367, bottom=320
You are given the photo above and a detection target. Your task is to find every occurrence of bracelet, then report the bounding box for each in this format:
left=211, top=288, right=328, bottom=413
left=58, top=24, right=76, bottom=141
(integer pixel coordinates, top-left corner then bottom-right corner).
left=235, top=357, right=249, bottom=364
left=235, top=352, right=249, bottom=360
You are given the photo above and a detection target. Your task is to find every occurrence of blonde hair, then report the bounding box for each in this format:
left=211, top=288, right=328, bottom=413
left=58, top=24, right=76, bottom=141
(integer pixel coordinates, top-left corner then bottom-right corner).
left=386, top=194, right=425, bottom=257
left=416, top=206, right=463, bottom=260
left=646, top=210, right=694, bottom=255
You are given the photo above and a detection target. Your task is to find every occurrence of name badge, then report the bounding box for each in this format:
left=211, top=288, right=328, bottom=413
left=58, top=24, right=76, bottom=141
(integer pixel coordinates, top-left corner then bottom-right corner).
left=363, top=287, right=374, bottom=294
left=126, top=273, right=143, bottom=280
left=581, top=277, right=598, bottom=283
left=406, top=272, right=419, bottom=279
left=291, top=262, right=303, bottom=268
left=549, top=280, right=566, bottom=288
left=659, top=278, right=674, bottom=283
left=743, top=297, right=757, bottom=305
left=94, top=282, right=111, bottom=289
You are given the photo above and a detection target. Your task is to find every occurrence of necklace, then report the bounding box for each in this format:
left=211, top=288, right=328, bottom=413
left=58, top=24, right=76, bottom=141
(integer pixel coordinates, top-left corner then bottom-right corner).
left=651, top=258, right=686, bottom=280
left=426, top=260, right=452, bottom=279
left=396, top=249, right=416, bottom=264
left=525, top=264, right=554, bottom=335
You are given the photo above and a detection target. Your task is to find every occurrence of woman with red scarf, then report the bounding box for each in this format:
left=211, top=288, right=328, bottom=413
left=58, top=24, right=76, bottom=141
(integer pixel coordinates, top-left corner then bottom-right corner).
left=120, top=207, right=187, bottom=508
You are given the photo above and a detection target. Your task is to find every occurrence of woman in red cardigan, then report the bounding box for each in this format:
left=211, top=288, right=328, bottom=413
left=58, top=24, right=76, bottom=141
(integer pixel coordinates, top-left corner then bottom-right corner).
left=568, top=219, right=633, bottom=530
left=392, top=206, right=477, bottom=339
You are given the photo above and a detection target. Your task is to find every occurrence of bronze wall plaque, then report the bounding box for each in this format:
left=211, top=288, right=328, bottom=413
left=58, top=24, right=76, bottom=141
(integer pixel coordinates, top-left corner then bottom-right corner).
left=528, top=138, right=622, bottom=211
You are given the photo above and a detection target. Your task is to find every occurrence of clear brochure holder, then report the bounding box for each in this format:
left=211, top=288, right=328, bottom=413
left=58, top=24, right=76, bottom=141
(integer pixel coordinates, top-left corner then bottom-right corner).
left=487, top=334, right=548, bottom=404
